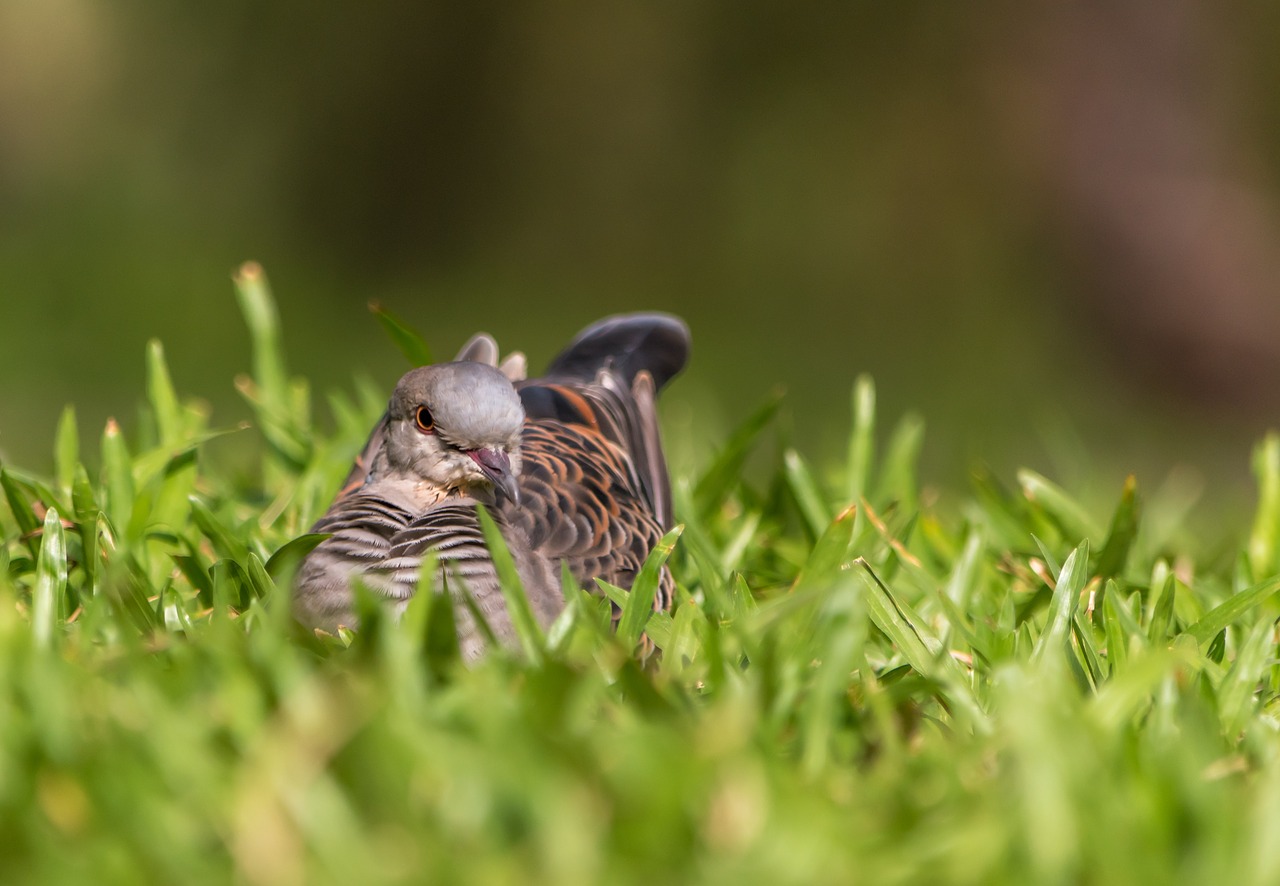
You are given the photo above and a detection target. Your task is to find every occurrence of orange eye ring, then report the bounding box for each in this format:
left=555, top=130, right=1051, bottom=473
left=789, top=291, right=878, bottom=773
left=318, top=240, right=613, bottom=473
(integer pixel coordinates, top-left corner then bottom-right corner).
left=415, top=406, right=435, bottom=434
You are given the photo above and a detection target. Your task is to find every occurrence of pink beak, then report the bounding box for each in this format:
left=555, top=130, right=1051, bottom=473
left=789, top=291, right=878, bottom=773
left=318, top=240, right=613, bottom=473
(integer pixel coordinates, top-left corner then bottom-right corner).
left=466, top=447, right=519, bottom=505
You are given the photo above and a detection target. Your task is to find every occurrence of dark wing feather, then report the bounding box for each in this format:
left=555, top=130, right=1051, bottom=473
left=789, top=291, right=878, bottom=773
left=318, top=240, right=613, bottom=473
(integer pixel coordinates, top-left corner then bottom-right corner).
left=536, top=312, right=688, bottom=526
left=543, top=312, right=690, bottom=392
left=519, top=372, right=673, bottom=527
left=508, top=383, right=674, bottom=612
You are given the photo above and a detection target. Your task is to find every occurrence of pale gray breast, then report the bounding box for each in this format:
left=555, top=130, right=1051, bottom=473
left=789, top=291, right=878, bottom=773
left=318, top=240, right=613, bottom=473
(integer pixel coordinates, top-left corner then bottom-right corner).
left=380, top=501, right=562, bottom=660
left=293, top=492, right=417, bottom=630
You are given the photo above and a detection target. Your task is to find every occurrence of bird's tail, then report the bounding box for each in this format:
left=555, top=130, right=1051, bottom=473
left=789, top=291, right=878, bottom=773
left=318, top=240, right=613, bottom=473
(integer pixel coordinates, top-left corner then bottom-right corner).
left=542, top=313, right=690, bottom=393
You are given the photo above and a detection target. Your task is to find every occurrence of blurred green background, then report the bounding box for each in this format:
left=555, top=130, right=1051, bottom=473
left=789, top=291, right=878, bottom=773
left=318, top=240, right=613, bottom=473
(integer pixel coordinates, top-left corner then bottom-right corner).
left=4, top=2, right=1280, bottom=517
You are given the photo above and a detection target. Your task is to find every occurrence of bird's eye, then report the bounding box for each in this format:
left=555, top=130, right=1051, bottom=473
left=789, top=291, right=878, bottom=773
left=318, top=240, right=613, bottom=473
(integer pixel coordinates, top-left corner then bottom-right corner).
left=415, top=406, right=435, bottom=434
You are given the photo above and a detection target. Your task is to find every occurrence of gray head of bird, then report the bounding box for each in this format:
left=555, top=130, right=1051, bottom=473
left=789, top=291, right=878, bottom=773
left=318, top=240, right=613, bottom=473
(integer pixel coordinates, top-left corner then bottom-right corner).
left=383, top=362, right=524, bottom=504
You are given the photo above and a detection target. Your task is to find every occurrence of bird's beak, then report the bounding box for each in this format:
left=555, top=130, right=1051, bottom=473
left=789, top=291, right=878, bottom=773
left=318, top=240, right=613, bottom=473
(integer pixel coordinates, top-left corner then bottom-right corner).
left=467, top=447, right=520, bottom=506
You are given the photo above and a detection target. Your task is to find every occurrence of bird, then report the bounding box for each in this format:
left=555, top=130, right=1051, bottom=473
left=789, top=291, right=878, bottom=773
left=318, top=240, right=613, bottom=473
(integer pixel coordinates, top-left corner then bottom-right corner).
left=292, top=313, right=690, bottom=659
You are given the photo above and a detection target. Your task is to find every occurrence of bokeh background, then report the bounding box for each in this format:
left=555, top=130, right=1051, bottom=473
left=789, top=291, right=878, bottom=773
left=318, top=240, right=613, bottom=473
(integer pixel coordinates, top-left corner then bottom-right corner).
left=5, top=2, right=1280, bottom=522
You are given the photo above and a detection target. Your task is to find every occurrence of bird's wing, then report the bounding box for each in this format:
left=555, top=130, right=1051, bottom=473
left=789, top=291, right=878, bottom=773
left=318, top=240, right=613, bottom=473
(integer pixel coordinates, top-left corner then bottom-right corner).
left=532, top=313, right=691, bottom=524
left=535, top=312, right=690, bottom=527
left=509, top=380, right=674, bottom=611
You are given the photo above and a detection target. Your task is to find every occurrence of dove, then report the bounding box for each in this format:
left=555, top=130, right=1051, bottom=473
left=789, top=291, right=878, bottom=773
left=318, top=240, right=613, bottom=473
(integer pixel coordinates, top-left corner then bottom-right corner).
left=293, top=313, right=690, bottom=659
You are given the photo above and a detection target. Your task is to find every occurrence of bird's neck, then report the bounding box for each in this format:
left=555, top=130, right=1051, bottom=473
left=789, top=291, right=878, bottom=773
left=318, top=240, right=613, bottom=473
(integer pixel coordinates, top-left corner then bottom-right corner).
left=370, top=469, right=493, bottom=512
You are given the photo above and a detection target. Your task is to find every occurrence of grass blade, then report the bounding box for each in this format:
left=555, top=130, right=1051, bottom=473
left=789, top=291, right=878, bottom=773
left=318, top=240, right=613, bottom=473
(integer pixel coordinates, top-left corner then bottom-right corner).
left=783, top=448, right=830, bottom=540
left=1186, top=572, right=1280, bottom=645
left=800, top=582, right=865, bottom=776
left=1095, top=475, right=1140, bottom=581
left=854, top=559, right=986, bottom=730
left=32, top=507, right=67, bottom=648
left=475, top=504, right=544, bottom=662
left=944, top=530, right=984, bottom=607
left=417, top=553, right=463, bottom=673
left=1102, top=581, right=1134, bottom=674
left=793, top=505, right=857, bottom=589
left=873, top=412, right=924, bottom=510
left=54, top=405, right=78, bottom=494
left=189, top=498, right=250, bottom=563
left=101, top=418, right=135, bottom=538
left=72, top=464, right=101, bottom=584
left=1019, top=470, right=1101, bottom=542
left=1146, top=575, right=1177, bottom=644
left=233, top=262, right=289, bottom=415
left=172, top=553, right=214, bottom=609
left=617, top=525, right=683, bottom=651
left=846, top=374, right=875, bottom=505
left=1031, top=541, right=1088, bottom=668
left=146, top=339, right=183, bottom=447
left=694, top=393, right=782, bottom=519
left=1249, top=433, right=1280, bottom=581
left=1, top=469, right=40, bottom=553
left=369, top=302, right=434, bottom=366
left=265, top=533, right=330, bottom=582
left=1219, top=619, right=1273, bottom=734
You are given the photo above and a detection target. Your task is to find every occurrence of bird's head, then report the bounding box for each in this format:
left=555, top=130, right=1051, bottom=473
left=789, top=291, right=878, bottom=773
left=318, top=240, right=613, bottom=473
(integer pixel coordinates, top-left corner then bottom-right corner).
left=384, top=362, right=524, bottom=504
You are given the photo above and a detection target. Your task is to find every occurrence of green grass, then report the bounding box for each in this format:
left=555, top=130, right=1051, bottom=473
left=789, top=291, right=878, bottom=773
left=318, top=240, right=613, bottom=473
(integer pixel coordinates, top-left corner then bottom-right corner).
left=4, top=266, right=1280, bottom=885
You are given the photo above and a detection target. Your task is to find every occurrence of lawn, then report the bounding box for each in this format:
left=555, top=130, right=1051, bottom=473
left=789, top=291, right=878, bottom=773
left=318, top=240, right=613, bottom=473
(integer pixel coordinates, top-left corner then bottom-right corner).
left=3, top=266, right=1280, bottom=884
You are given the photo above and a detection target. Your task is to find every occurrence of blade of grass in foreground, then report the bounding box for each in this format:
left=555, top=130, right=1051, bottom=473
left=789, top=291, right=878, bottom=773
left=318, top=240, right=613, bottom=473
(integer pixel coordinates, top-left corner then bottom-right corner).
left=1020, top=470, right=1102, bottom=543
left=616, top=525, right=683, bottom=651
left=100, top=418, right=134, bottom=539
left=54, top=405, right=78, bottom=494
left=1186, top=572, right=1280, bottom=645
left=694, top=393, right=782, bottom=519
left=1095, top=475, right=1140, bottom=581
left=1146, top=575, right=1177, bottom=644
left=846, top=374, right=875, bottom=506
left=800, top=579, right=866, bottom=776
left=1, top=469, right=40, bottom=557
left=793, top=505, right=858, bottom=590
left=783, top=449, right=830, bottom=540
left=1090, top=646, right=1191, bottom=730
left=32, top=507, right=67, bottom=649
left=476, top=503, right=545, bottom=663
left=233, top=262, right=289, bottom=417
left=872, top=412, right=925, bottom=511
left=1218, top=619, right=1274, bottom=735
left=1249, top=433, right=1280, bottom=581
left=369, top=302, right=434, bottom=366
left=854, top=558, right=987, bottom=731
left=943, top=530, right=984, bottom=607
left=1102, top=581, right=1135, bottom=675
left=72, top=465, right=100, bottom=584
left=1031, top=542, right=1090, bottom=694
left=146, top=340, right=184, bottom=447
left=265, top=533, right=330, bottom=582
